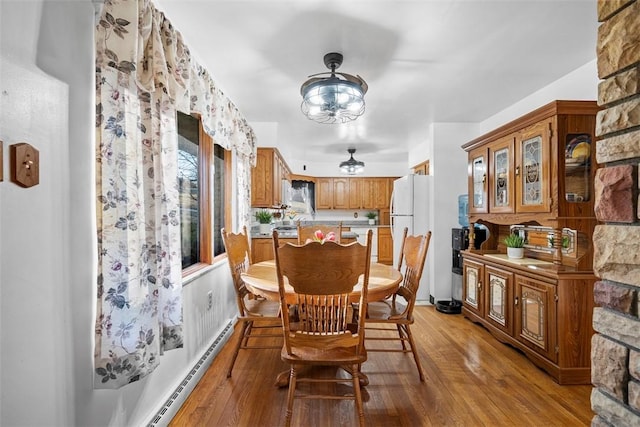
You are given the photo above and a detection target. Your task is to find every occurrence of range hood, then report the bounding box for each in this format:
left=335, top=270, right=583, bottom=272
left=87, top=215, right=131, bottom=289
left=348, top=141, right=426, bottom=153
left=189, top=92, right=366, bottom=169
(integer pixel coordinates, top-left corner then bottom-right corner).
left=286, top=179, right=315, bottom=217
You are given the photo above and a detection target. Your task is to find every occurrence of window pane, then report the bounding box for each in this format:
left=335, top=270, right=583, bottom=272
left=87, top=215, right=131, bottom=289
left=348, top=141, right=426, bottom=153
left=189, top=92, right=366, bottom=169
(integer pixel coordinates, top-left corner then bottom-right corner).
left=213, top=145, right=226, bottom=257
left=177, top=113, right=200, bottom=269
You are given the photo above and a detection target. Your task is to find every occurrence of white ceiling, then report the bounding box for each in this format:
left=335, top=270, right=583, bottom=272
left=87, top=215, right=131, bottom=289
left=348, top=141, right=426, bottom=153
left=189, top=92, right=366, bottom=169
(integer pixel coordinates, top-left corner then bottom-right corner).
left=155, top=0, right=598, bottom=170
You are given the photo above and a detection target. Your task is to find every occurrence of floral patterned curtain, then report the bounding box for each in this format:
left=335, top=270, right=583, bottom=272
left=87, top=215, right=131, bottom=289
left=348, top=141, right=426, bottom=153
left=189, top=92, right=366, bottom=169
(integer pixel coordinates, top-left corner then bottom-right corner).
left=94, top=0, right=256, bottom=389
left=236, top=155, right=252, bottom=232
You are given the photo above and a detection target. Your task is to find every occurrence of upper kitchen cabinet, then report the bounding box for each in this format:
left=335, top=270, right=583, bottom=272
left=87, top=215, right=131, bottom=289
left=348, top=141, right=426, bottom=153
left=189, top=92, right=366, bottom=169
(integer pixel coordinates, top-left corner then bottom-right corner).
left=251, top=147, right=291, bottom=207
left=412, top=160, right=430, bottom=175
left=360, top=178, right=393, bottom=209
left=462, top=100, right=599, bottom=225
left=332, top=178, right=350, bottom=209
left=316, top=178, right=334, bottom=209
left=316, top=177, right=395, bottom=210
left=370, top=178, right=391, bottom=209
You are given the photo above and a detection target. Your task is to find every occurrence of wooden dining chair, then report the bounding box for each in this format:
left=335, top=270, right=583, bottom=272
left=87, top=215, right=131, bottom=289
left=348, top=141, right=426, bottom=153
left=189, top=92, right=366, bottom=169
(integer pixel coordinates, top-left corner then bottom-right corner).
left=273, top=229, right=372, bottom=427
left=296, top=222, right=343, bottom=244
left=220, top=226, right=282, bottom=378
left=364, top=227, right=432, bottom=381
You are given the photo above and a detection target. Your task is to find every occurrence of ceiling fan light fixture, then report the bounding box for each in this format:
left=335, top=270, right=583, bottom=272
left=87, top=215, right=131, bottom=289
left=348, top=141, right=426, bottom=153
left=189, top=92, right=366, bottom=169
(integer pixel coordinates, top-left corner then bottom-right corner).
left=301, top=53, right=367, bottom=124
left=339, top=148, right=365, bottom=175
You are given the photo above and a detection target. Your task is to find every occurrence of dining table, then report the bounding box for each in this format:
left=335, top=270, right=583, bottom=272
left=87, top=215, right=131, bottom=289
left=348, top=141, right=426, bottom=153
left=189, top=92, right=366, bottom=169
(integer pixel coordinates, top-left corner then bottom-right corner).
left=241, top=259, right=402, bottom=304
left=241, top=259, right=403, bottom=387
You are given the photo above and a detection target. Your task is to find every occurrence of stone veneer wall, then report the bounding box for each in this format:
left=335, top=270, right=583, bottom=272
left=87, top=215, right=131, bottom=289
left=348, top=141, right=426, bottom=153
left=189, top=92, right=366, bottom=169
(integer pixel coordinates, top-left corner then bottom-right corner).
left=592, top=1, right=640, bottom=425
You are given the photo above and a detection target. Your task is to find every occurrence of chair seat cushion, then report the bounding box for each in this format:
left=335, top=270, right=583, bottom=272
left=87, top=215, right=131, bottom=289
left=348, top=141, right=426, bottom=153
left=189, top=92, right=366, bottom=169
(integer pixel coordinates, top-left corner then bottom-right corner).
left=281, top=345, right=367, bottom=366
left=244, top=298, right=281, bottom=318
left=365, top=299, right=409, bottom=322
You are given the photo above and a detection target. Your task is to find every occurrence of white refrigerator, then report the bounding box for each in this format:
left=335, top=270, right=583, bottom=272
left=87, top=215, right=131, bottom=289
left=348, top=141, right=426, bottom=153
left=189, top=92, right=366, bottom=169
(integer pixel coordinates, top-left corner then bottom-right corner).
left=390, top=174, right=433, bottom=301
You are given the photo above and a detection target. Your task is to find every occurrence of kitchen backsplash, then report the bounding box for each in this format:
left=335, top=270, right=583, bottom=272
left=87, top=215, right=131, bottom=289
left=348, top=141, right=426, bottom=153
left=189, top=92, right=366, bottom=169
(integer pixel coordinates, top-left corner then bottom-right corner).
left=251, top=208, right=379, bottom=226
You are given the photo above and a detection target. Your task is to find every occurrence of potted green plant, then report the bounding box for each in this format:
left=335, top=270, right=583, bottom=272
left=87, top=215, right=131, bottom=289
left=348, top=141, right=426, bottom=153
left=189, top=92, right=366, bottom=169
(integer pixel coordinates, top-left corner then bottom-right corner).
left=366, top=211, right=377, bottom=225
left=548, top=235, right=570, bottom=249
left=504, top=233, right=525, bottom=259
left=255, top=210, right=273, bottom=234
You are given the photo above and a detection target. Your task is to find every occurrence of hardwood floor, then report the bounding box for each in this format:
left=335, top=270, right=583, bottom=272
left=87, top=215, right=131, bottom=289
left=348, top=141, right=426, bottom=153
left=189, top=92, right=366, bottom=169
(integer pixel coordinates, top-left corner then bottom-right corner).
left=170, top=306, right=593, bottom=426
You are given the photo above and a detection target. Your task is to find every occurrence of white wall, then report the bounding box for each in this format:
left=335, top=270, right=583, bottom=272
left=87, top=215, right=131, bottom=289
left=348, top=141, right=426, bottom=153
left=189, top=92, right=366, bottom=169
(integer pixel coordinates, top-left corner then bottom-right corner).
left=1, top=2, right=238, bottom=426
left=428, top=123, right=478, bottom=302
left=477, top=60, right=598, bottom=136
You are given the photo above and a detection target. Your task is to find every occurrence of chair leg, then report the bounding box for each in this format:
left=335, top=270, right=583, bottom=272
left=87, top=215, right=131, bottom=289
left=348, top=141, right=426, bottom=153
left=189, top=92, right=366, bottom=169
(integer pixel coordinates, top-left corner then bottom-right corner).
left=403, top=325, right=425, bottom=382
left=242, top=321, right=255, bottom=347
left=226, top=320, right=250, bottom=378
left=396, top=324, right=407, bottom=350
left=352, top=363, right=365, bottom=427
left=285, top=365, right=297, bottom=427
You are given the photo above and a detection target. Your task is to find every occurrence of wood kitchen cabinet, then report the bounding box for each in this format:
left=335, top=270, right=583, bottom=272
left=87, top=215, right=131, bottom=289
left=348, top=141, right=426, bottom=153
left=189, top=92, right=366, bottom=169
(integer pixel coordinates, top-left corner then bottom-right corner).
left=412, top=160, right=429, bottom=175
left=332, top=178, right=349, bottom=209
left=373, top=178, right=391, bottom=209
left=315, top=177, right=396, bottom=210
left=251, top=237, right=296, bottom=263
left=348, top=179, right=362, bottom=209
left=377, top=227, right=393, bottom=265
left=315, top=178, right=333, bottom=209
left=251, top=147, right=291, bottom=207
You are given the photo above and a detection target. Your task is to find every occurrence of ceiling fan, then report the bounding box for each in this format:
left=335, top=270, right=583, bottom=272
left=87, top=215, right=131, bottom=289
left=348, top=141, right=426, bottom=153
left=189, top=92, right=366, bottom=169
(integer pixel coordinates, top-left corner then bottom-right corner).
left=300, top=52, right=369, bottom=124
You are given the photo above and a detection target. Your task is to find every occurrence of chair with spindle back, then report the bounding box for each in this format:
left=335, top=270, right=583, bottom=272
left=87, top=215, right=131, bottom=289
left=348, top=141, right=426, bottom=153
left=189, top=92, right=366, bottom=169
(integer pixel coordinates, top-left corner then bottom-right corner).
left=296, top=222, right=343, bottom=244
left=364, top=227, right=432, bottom=381
left=273, top=229, right=372, bottom=427
left=221, top=226, right=282, bottom=378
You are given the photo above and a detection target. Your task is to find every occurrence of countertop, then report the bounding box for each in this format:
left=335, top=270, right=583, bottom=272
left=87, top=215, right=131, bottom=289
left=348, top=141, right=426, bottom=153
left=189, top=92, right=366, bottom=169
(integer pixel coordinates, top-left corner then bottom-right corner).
left=252, top=230, right=360, bottom=239
left=251, top=221, right=388, bottom=239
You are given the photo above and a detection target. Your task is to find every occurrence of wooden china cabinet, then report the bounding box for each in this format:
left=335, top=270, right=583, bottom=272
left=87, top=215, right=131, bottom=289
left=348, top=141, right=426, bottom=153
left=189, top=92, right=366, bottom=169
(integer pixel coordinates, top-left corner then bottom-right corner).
left=460, top=100, right=599, bottom=385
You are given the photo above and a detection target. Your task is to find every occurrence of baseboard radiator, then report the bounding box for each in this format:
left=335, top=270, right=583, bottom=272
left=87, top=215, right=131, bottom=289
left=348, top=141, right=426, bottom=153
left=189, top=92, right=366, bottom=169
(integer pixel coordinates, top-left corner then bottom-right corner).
left=147, top=319, right=235, bottom=427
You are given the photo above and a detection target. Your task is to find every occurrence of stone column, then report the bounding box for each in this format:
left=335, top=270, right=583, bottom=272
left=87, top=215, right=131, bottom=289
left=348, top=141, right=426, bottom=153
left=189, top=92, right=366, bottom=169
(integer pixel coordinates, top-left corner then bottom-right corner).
left=592, top=1, right=640, bottom=425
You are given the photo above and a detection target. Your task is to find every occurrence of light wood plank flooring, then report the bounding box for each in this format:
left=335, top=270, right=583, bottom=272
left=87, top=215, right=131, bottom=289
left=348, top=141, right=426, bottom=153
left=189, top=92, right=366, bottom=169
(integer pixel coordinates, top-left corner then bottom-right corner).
left=170, top=306, right=592, bottom=426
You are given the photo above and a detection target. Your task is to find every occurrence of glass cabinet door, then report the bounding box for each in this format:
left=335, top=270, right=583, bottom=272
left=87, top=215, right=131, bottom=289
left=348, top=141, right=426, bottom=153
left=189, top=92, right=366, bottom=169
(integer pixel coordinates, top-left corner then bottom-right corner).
left=489, top=135, right=515, bottom=213
left=516, top=119, right=551, bottom=213
left=462, top=259, right=484, bottom=317
left=515, top=275, right=557, bottom=362
left=468, top=148, right=488, bottom=214
left=564, top=133, right=592, bottom=203
left=484, top=266, right=513, bottom=335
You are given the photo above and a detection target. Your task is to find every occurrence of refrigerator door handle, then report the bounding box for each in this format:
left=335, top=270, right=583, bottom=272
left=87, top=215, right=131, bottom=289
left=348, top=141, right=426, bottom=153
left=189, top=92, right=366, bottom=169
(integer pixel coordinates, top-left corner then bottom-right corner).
left=390, top=187, right=395, bottom=215
left=390, top=215, right=394, bottom=241
left=390, top=187, right=395, bottom=238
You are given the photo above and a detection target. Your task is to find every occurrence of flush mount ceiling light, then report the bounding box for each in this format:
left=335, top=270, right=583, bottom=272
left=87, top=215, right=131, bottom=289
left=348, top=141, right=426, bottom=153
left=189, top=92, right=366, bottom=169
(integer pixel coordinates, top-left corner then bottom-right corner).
left=339, top=148, right=365, bottom=175
left=300, top=52, right=368, bottom=124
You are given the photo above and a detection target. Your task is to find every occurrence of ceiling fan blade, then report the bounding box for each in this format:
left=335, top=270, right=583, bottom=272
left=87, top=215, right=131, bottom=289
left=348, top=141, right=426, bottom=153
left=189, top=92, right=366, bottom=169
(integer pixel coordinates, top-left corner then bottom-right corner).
left=300, top=77, right=326, bottom=92
left=306, top=71, right=333, bottom=78
left=335, top=72, right=368, bottom=94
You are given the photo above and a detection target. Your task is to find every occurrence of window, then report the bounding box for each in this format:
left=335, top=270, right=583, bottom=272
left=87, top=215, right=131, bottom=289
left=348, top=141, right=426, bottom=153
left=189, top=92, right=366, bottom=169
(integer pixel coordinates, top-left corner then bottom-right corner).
left=177, top=112, right=231, bottom=273
left=213, top=144, right=226, bottom=257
